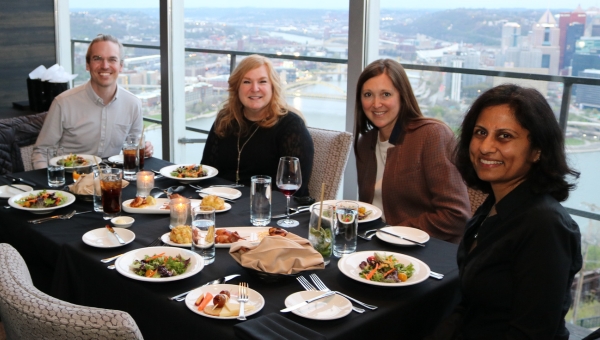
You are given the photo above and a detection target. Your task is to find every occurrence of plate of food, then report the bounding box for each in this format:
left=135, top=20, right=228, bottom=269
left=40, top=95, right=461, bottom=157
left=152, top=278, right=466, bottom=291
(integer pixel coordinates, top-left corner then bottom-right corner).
left=337, top=251, right=430, bottom=287
left=284, top=290, right=352, bottom=320
left=114, top=246, right=204, bottom=282
left=8, top=189, right=75, bottom=214
left=122, top=197, right=230, bottom=214
left=197, top=187, right=242, bottom=200
left=49, top=154, right=101, bottom=172
left=185, top=283, right=264, bottom=319
left=0, top=184, right=33, bottom=198
left=376, top=226, right=430, bottom=246
left=159, top=164, right=218, bottom=183
left=82, top=227, right=135, bottom=248
left=214, top=227, right=270, bottom=248
left=310, top=200, right=382, bottom=223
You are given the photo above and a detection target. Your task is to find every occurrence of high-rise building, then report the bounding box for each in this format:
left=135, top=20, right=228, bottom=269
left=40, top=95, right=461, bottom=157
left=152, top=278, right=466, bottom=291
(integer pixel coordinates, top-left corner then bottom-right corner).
left=576, top=69, right=600, bottom=108
left=559, top=6, right=586, bottom=70
left=572, top=37, right=600, bottom=78
left=501, top=22, right=521, bottom=52
left=531, top=9, right=561, bottom=74
left=564, top=23, right=585, bottom=73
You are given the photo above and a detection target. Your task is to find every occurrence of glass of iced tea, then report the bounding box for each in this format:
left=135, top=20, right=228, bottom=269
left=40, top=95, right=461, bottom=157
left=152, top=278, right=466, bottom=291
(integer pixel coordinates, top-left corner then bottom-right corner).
left=138, top=134, right=145, bottom=170
left=122, top=134, right=139, bottom=180
left=100, top=168, right=123, bottom=220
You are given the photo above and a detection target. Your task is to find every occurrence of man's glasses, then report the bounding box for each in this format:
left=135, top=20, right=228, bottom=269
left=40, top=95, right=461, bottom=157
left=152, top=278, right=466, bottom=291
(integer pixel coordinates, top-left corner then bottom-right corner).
left=91, top=56, right=120, bottom=65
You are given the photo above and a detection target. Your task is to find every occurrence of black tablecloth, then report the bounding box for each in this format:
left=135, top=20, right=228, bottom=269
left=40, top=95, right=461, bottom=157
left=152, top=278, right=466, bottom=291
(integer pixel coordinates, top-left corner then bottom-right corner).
left=0, top=158, right=460, bottom=339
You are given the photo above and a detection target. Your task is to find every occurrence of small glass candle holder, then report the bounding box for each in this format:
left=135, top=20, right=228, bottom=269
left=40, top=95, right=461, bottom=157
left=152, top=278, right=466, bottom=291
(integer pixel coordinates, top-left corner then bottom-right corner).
left=169, top=197, right=191, bottom=229
left=136, top=171, right=154, bottom=198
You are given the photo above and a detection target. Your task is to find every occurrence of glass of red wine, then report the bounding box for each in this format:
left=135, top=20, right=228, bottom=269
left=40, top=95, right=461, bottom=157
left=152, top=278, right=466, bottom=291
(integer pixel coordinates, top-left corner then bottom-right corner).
left=276, top=156, right=302, bottom=228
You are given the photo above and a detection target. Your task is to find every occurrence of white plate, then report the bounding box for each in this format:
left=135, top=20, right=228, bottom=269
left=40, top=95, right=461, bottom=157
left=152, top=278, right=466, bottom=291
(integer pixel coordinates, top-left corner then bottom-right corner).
left=337, top=251, right=430, bottom=287
left=161, top=232, right=191, bottom=247
left=114, top=246, right=204, bottom=282
left=198, top=187, right=242, bottom=200
left=284, top=291, right=352, bottom=320
left=82, top=227, right=135, bottom=248
left=376, top=226, right=430, bottom=246
left=108, top=155, right=123, bottom=164
left=8, top=190, right=76, bottom=215
left=0, top=185, right=33, bottom=198
left=49, top=154, right=102, bottom=172
left=185, top=283, right=265, bottom=319
left=161, top=227, right=268, bottom=248
left=310, top=200, right=382, bottom=224
left=122, top=198, right=231, bottom=214
left=159, top=164, right=218, bottom=183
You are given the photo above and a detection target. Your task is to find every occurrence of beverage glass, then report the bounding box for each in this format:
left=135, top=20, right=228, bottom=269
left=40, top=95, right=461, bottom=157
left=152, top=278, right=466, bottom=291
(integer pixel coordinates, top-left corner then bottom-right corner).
left=169, top=197, right=191, bottom=229
left=308, top=203, right=334, bottom=266
left=250, top=175, right=272, bottom=226
left=122, top=134, right=139, bottom=180
left=100, top=168, right=123, bottom=220
left=47, top=147, right=65, bottom=187
left=333, top=201, right=359, bottom=257
left=191, top=206, right=216, bottom=265
left=275, top=156, right=302, bottom=228
left=92, top=164, right=110, bottom=212
left=138, top=134, right=145, bottom=170
left=136, top=171, right=154, bottom=198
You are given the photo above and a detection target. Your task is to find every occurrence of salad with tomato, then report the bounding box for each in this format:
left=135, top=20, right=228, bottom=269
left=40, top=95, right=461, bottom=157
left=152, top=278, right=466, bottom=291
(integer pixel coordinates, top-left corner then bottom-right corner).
left=170, top=165, right=207, bottom=178
left=15, top=190, right=66, bottom=208
left=130, top=253, right=191, bottom=278
left=358, top=252, right=414, bottom=283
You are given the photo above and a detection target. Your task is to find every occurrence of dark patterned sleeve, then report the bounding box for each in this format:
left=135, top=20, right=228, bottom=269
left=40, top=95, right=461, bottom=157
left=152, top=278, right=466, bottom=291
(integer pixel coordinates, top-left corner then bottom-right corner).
left=276, top=112, right=314, bottom=197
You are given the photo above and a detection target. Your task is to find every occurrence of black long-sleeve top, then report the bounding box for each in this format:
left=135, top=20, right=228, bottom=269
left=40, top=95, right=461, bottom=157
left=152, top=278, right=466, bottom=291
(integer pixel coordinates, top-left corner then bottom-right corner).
left=201, top=111, right=314, bottom=197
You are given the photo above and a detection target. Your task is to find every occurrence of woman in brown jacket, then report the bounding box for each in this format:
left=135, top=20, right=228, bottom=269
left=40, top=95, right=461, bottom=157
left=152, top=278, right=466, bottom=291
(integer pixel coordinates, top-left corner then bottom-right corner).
left=354, top=59, right=470, bottom=243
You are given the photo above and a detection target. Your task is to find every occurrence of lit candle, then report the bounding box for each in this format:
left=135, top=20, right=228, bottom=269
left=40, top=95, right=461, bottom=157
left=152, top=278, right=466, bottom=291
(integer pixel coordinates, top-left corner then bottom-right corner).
left=170, top=197, right=191, bottom=229
left=136, top=171, right=154, bottom=197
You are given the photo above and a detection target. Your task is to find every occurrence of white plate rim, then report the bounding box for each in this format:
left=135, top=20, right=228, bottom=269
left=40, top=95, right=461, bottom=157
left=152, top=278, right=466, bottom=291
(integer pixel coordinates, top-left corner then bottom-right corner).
left=108, top=155, right=123, bottom=164
left=284, top=290, right=352, bottom=320
left=0, top=185, right=33, bottom=198
left=8, top=190, right=76, bottom=214
left=184, top=283, right=265, bottom=319
left=82, top=227, right=135, bottom=248
left=376, top=226, right=430, bottom=246
left=337, top=250, right=430, bottom=287
left=310, top=200, right=382, bottom=223
left=122, top=198, right=230, bottom=214
left=114, top=246, right=204, bottom=282
left=49, top=154, right=102, bottom=170
left=198, top=187, right=242, bottom=200
left=159, top=164, right=218, bottom=182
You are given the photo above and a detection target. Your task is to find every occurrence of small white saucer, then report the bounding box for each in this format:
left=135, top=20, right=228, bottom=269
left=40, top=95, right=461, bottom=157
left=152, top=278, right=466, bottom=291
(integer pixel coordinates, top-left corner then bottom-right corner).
left=0, top=185, right=33, bottom=198
left=82, top=227, right=135, bottom=248
left=284, top=291, right=352, bottom=320
left=376, top=226, right=430, bottom=246
left=198, top=187, right=241, bottom=200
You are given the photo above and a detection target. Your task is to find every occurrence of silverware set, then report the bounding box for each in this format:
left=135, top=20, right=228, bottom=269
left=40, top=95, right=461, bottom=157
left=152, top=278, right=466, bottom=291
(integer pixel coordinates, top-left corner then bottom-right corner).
left=297, top=276, right=365, bottom=313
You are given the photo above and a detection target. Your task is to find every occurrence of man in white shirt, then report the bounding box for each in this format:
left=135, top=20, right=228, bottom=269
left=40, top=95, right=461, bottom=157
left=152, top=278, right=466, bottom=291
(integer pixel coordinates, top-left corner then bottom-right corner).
left=32, top=34, right=154, bottom=169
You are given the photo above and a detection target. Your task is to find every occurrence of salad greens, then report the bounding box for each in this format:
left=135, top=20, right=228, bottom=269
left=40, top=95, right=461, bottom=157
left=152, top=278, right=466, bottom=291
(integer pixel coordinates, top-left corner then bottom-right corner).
left=358, top=252, right=414, bottom=283
left=15, top=190, right=66, bottom=208
left=57, top=154, right=90, bottom=167
left=170, top=164, right=207, bottom=178
left=130, top=253, right=191, bottom=278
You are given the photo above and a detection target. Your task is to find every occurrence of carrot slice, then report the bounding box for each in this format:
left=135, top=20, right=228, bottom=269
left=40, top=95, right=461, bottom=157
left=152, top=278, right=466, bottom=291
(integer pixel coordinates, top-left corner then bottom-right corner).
left=198, top=292, right=213, bottom=311
left=146, top=253, right=165, bottom=261
left=364, top=263, right=380, bottom=281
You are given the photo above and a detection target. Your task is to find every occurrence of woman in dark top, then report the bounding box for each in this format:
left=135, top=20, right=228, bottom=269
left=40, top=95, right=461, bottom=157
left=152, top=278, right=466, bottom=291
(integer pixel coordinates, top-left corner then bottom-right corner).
left=201, top=54, right=314, bottom=197
left=428, top=84, right=582, bottom=339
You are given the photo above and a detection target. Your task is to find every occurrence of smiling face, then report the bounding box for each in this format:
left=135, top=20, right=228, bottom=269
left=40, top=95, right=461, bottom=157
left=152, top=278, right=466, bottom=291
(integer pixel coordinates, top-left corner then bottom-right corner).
left=360, top=73, right=401, bottom=141
left=85, top=40, right=123, bottom=97
left=469, top=104, right=541, bottom=202
left=238, top=65, right=273, bottom=120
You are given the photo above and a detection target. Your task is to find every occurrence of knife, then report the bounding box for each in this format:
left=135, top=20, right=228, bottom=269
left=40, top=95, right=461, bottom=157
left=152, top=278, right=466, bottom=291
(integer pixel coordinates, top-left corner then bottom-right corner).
left=5, top=175, right=36, bottom=187
left=27, top=211, right=92, bottom=224
left=106, top=225, right=125, bottom=244
left=272, top=206, right=311, bottom=219
left=378, top=229, right=426, bottom=247
left=8, top=184, right=27, bottom=192
left=169, top=273, right=241, bottom=301
left=280, top=291, right=336, bottom=312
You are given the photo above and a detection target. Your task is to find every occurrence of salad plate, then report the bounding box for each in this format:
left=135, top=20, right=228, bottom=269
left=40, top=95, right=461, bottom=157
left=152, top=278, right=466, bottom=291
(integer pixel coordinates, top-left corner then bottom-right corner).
left=122, top=198, right=230, bottom=214
left=0, top=184, right=33, bottom=198
left=114, top=246, right=204, bottom=282
left=197, top=187, right=242, bottom=200
left=376, top=226, right=430, bottom=246
left=337, top=251, right=430, bottom=287
left=310, top=200, right=382, bottom=224
left=159, top=164, right=218, bottom=183
left=49, top=154, right=101, bottom=172
left=185, top=283, right=265, bottom=319
left=284, top=290, right=352, bottom=320
left=8, top=190, right=75, bottom=214
left=82, top=227, right=135, bottom=248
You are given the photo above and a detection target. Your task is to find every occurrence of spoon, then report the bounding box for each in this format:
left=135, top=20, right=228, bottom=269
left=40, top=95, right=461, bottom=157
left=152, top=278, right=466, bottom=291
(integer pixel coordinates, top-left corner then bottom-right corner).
left=358, top=229, right=379, bottom=241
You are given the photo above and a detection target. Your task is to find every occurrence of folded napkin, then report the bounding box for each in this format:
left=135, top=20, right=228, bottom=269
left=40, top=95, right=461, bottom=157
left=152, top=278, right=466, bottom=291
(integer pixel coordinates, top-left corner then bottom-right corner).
left=229, top=231, right=325, bottom=274
left=234, top=313, right=326, bottom=340
left=68, top=173, right=129, bottom=195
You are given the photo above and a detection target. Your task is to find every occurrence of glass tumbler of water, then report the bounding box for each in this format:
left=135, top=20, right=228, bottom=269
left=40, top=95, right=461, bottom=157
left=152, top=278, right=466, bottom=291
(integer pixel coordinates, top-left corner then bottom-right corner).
left=122, top=134, right=139, bottom=180
left=47, top=147, right=65, bottom=187
left=191, top=206, right=216, bottom=265
left=333, top=201, right=359, bottom=258
left=250, top=175, right=271, bottom=226
left=92, top=164, right=110, bottom=212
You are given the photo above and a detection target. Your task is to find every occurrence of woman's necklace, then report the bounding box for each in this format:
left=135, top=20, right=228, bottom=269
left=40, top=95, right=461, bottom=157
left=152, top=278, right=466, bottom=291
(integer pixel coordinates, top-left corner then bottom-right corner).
left=236, top=123, right=261, bottom=184
left=377, top=139, right=388, bottom=165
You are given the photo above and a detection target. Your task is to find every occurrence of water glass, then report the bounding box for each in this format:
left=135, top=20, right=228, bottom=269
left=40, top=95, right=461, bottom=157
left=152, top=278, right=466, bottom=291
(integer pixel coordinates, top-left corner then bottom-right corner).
left=250, top=175, right=271, bottom=226
left=100, top=168, right=123, bottom=220
left=92, top=164, right=110, bottom=212
left=122, top=134, right=139, bottom=180
left=169, top=197, right=191, bottom=229
left=191, top=206, right=216, bottom=265
left=136, top=171, right=154, bottom=198
left=333, top=201, right=359, bottom=258
left=308, top=203, right=334, bottom=266
left=47, top=147, right=65, bottom=187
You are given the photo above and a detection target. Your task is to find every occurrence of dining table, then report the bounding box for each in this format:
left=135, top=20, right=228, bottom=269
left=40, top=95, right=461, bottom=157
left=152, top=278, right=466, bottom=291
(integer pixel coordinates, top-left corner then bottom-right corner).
left=0, top=157, right=461, bottom=339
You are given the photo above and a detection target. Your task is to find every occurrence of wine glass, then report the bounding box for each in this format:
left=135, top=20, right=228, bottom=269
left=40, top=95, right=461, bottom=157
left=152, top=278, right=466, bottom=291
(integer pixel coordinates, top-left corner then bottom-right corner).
left=276, top=156, right=302, bottom=228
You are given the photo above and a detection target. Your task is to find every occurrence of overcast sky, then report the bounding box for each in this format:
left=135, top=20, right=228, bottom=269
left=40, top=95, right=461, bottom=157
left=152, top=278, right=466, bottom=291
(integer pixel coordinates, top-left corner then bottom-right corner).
left=69, top=0, right=597, bottom=10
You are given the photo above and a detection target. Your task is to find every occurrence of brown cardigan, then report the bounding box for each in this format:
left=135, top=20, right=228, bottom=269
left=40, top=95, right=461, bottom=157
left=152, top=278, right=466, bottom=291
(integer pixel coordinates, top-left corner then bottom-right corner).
left=356, top=118, right=470, bottom=243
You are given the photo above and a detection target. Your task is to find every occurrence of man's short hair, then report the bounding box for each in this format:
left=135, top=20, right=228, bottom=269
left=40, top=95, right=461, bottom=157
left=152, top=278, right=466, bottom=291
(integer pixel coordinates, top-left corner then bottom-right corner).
left=85, top=34, right=124, bottom=65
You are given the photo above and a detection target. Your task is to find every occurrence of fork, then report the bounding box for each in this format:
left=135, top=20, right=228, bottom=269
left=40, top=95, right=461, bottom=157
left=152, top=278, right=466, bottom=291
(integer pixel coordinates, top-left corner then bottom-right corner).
left=310, top=274, right=378, bottom=310
left=147, top=237, right=163, bottom=247
left=357, top=229, right=378, bottom=241
left=297, top=276, right=364, bottom=313
left=237, top=282, right=249, bottom=321
left=28, top=210, right=77, bottom=224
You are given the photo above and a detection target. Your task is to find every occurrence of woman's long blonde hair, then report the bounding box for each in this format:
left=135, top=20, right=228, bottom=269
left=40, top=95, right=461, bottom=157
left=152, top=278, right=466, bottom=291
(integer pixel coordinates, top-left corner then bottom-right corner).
left=214, top=54, right=292, bottom=137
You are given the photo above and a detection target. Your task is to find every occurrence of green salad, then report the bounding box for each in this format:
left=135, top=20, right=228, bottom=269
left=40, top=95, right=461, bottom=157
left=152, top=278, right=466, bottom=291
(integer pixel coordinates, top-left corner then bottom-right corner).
left=130, top=253, right=191, bottom=278
left=15, top=190, right=66, bottom=208
left=358, top=252, right=414, bottom=283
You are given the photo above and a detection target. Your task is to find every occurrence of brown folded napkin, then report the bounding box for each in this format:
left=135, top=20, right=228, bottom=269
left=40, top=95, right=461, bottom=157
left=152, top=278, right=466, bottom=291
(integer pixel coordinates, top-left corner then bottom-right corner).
left=229, top=231, right=325, bottom=274
left=68, top=173, right=129, bottom=195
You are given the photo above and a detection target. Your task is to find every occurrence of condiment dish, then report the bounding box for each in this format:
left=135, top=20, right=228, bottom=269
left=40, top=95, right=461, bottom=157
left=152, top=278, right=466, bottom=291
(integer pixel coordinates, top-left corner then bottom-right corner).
left=111, top=216, right=135, bottom=228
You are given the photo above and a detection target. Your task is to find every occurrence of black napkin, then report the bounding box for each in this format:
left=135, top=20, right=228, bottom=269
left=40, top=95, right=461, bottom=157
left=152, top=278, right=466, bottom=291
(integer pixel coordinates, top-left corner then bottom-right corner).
left=234, top=313, right=326, bottom=340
